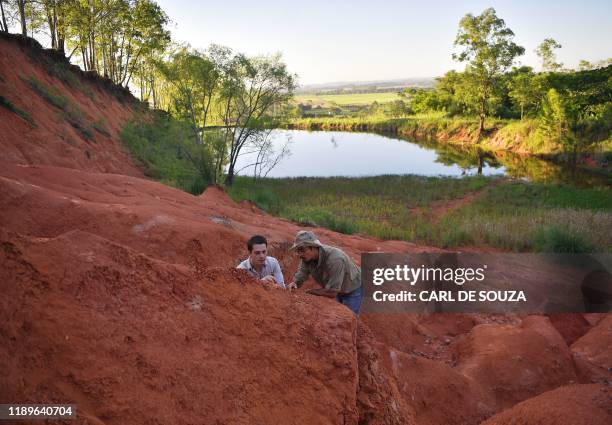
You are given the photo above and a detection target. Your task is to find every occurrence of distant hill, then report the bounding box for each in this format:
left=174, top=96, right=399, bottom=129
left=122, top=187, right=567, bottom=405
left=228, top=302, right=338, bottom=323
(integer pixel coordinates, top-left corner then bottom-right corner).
left=296, top=77, right=435, bottom=94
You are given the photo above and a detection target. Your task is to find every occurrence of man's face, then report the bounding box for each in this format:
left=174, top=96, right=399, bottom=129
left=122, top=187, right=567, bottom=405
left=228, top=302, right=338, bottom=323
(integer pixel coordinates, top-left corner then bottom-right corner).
left=249, top=243, right=267, bottom=268
left=295, top=245, right=318, bottom=262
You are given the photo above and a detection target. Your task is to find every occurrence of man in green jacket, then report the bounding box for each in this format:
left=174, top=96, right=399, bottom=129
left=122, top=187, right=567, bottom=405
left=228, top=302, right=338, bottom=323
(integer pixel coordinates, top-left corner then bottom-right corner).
left=287, top=230, right=363, bottom=315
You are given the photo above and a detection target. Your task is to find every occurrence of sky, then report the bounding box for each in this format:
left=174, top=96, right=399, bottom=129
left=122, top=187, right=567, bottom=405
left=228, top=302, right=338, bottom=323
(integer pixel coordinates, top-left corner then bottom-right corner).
left=156, top=0, right=612, bottom=85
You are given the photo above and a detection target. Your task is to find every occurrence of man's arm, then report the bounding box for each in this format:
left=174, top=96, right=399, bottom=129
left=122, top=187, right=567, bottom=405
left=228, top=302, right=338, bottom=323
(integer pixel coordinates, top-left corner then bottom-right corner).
left=306, top=260, right=345, bottom=297
left=305, top=287, right=338, bottom=297
left=271, top=258, right=285, bottom=288
left=287, top=261, right=310, bottom=290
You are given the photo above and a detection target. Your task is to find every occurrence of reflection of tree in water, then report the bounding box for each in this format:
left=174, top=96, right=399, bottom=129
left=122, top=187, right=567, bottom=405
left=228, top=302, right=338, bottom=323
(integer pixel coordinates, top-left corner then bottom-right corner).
left=409, top=137, right=503, bottom=175
left=435, top=147, right=502, bottom=175
left=395, top=134, right=610, bottom=186
left=495, top=151, right=611, bottom=187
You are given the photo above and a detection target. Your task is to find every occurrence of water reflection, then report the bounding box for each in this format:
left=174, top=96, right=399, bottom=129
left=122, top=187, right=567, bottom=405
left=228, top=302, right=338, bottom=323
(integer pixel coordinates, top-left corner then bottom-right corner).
left=233, top=130, right=610, bottom=187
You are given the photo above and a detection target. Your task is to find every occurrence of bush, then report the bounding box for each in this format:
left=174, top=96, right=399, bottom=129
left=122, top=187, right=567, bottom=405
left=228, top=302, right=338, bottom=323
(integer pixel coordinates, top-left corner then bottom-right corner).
left=533, top=226, right=594, bottom=253
left=288, top=208, right=356, bottom=235
left=120, top=113, right=216, bottom=195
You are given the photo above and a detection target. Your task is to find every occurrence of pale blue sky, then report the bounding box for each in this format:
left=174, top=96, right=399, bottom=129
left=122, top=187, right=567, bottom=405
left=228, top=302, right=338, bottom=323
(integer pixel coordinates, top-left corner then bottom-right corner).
left=156, top=0, right=612, bottom=85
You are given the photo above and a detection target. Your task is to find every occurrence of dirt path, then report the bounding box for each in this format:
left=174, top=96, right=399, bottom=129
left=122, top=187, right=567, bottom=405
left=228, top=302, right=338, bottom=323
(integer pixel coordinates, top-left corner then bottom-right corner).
left=424, top=178, right=508, bottom=222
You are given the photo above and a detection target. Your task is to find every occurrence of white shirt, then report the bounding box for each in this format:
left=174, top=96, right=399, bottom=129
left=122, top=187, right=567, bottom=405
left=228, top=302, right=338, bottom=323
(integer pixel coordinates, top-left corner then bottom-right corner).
left=237, top=256, right=285, bottom=288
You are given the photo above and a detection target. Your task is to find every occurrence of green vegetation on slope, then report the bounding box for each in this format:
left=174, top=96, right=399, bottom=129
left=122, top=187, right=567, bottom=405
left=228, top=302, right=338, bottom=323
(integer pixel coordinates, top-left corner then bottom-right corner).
left=227, top=176, right=612, bottom=252
left=24, top=76, right=93, bottom=139
left=0, top=95, right=35, bottom=126
left=120, top=112, right=214, bottom=195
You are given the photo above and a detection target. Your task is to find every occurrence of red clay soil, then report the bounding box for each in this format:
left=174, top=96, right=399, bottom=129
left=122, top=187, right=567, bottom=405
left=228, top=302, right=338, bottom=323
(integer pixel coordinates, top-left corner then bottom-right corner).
left=570, top=314, right=612, bottom=384
left=481, top=384, right=611, bottom=425
left=0, top=36, right=141, bottom=176
left=1, top=35, right=610, bottom=425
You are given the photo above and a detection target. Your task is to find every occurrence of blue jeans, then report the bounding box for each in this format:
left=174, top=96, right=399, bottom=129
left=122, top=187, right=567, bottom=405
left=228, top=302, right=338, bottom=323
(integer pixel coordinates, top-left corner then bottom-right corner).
left=336, top=285, right=364, bottom=315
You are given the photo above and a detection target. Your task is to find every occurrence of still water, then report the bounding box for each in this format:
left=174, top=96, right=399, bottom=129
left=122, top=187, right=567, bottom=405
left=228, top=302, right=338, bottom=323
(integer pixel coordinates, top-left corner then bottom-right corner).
left=233, top=129, right=609, bottom=186
left=235, top=130, right=504, bottom=178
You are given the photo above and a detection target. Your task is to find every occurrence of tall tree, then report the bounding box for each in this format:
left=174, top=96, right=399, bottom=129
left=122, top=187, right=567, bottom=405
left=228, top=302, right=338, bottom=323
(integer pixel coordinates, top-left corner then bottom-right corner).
left=16, top=0, right=27, bottom=35
left=0, top=0, right=8, bottom=32
left=223, top=53, right=296, bottom=186
left=536, top=38, right=563, bottom=72
left=453, top=7, right=525, bottom=134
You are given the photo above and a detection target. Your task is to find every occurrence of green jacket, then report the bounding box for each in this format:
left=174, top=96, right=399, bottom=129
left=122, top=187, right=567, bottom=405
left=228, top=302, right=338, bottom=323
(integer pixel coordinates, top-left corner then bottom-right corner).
left=294, top=245, right=361, bottom=294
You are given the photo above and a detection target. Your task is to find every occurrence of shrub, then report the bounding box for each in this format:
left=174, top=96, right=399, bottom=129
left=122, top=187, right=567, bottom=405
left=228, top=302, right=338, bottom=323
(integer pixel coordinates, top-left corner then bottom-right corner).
left=533, top=226, right=594, bottom=253
left=120, top=113, right=215, bottom=195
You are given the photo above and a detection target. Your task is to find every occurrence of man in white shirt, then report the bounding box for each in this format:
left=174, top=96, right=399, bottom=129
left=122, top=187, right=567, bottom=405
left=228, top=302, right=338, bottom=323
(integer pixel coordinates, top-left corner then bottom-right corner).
left=237, top=235, right=285, bottom=288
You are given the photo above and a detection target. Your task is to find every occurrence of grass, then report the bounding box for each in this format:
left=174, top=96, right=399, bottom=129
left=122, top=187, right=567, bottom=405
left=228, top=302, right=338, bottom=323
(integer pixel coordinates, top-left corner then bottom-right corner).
left=295, top=92, right=403, bottom=106
left=0, top=95, right=35, bottom=126
left=227, top=174, right=491, bottom=239
left=92, top=119, right=111, bottom=137
left=227, top=176, right=612, bottom=252
left=24, top=76, right=94, bottom=140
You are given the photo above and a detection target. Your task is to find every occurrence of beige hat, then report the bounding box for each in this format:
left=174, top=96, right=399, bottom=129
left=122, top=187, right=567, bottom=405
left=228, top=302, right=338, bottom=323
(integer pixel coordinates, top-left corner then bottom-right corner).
left=290, top=230, right=323, bottom=250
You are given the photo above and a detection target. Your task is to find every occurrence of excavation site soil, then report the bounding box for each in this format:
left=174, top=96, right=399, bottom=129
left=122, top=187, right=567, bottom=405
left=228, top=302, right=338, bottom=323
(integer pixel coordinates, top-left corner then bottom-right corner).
left=1, top=34, right=610, bottom=424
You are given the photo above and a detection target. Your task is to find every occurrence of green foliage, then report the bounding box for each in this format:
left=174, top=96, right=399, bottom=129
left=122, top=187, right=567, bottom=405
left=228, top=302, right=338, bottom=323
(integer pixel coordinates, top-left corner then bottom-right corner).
left=286, top=208, right=356, bottom=235
left=443, top=182, right=612, bottom=251
left=533, top=226, right=594, bottom=253
left=507, top=67, right=545, bottom=119
left=453, top=8, right=525, bottom=130
left=24, top=76, right=93, bottom=139
left=228, top=176, right=611, bottom=252
left=120, top=112, right=215, bottom=194
left=0, top=95, right=35, bottom=126
left=92, top=119, right=111, bottom=137
left=535, top=38, right=563, bottom=72
left=538, top=88, right=575, bottom=151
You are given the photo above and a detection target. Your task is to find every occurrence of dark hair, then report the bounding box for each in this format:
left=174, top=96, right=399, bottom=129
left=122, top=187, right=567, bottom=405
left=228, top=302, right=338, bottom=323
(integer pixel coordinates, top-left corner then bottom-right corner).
left=247, top=235, right=267, bottom=252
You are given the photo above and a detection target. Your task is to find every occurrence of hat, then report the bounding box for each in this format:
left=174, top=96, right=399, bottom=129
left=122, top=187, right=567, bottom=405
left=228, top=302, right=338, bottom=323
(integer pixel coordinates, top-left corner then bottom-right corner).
left=290, top=230, right=323, bottom=250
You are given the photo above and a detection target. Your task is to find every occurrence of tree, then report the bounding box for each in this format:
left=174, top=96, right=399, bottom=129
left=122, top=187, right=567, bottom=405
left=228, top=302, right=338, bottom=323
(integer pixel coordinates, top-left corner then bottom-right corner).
left=538, top=88, right=578, bottom=158
left=156, top=47, right=218, bottom=141
left=0, top=0, right=9, bottom=32
left=222, top=53, right=296, bottom=186
left=507, top=66, right=547, bottom=119
left=578, top=60, right=594, bottom=71
left=155, top=47, right=221, bottom=183
left=453, top=7, right=525, bottom=134
left=536, top=38, right=563, bottom=72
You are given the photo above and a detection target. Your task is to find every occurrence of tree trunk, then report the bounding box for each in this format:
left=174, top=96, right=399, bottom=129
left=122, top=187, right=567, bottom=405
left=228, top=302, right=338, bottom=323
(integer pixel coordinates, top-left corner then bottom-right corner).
left=0, top=0, right=7, bottom=33
left=54, top=2, right=65, bottom=53
left=45, top=2, right=56, bottom=49
left=18, top=0, right=27, bottom=36
left=520, top=104, right=524, bottom=120
left=224, top=164, right=235, bottom=186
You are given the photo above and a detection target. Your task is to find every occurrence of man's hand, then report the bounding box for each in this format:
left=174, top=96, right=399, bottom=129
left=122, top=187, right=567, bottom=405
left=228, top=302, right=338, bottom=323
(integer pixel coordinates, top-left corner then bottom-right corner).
left=261, top=275, right=277, bottom=284
left=286, top=281, right=298, bottom=291
left=260, top=275, right=280, bottom=289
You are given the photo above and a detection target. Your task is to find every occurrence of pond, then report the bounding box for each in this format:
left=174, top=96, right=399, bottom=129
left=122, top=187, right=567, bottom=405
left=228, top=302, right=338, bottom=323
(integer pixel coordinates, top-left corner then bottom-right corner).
left=233, top=129, right=609, bottom=186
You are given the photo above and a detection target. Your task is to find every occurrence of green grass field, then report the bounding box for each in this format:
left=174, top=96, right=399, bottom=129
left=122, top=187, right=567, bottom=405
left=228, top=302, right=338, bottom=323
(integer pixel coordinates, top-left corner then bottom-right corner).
left=227, top=176, right=612, bottom=252
left=294, top=92, right=402, bottom=106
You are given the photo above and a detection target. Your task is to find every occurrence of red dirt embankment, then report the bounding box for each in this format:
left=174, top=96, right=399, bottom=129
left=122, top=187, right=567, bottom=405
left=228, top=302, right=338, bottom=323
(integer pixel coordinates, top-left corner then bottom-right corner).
left=1, top=34, right=610, bottom=424
left=0, top=33, right=141, bottom=176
